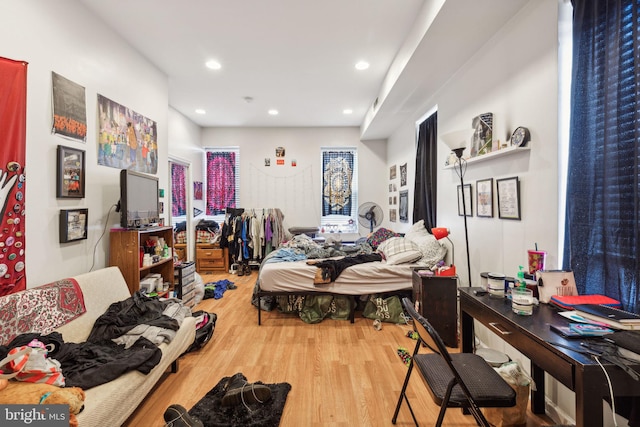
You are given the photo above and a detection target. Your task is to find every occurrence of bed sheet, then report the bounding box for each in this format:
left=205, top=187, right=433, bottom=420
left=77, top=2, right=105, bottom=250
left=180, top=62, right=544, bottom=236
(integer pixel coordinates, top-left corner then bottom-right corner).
left=258, top=259, right=414, bottom=295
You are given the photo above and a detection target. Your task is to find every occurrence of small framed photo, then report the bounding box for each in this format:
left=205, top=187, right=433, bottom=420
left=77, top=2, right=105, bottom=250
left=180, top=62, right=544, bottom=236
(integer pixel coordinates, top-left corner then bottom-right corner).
left=399, top=190, right=409, bottom=222
left=457, top=184, right=473, bottom=216
left=497, top=176, right=521, bottom=220
left=476, top=178, right=493, bottom=218
left=56, top=145, right=85, bottom=198
left=59, top=209, right=88, bottom=243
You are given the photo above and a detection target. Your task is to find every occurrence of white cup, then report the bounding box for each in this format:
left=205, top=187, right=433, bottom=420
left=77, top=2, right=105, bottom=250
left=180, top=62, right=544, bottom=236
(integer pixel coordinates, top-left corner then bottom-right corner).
left=512, top=288, right=534, bottom=315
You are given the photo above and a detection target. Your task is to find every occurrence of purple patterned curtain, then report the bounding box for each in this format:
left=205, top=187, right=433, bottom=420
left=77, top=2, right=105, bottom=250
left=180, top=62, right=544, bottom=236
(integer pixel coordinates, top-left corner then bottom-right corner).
left=206, top=151, right=236, bottom=215
left=171, top=163, right=186, bottom=216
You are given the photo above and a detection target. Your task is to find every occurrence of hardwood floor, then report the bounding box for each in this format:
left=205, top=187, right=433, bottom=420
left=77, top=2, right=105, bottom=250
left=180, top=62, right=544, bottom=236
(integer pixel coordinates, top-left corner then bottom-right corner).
left=124, top=270, right=554, bottom=427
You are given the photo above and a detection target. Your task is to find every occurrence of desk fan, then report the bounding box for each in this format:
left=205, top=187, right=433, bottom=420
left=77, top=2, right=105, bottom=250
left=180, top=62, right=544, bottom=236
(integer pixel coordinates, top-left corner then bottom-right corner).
left=358, top=202, right=383, bottom=233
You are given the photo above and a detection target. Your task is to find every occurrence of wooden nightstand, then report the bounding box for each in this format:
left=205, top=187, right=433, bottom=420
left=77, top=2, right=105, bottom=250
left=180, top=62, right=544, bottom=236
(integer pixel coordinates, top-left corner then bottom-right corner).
left=196, top=243, right=229, bottom=273
left=412, top=270, right=458, bottom=347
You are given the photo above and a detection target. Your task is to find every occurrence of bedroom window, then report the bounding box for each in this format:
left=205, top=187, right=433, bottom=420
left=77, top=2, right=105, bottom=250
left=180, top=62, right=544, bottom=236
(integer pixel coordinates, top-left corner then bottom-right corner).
left=563, top=0, right=639, bottom=312
left=204, top=147, right=240, bottom=223
left=320, top=147, right=358, bottom=233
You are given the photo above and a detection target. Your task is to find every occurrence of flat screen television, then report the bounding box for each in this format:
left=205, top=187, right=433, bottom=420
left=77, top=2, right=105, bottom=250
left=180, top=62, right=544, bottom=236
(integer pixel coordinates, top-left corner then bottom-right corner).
left=119, top=169, right=160, bottom=228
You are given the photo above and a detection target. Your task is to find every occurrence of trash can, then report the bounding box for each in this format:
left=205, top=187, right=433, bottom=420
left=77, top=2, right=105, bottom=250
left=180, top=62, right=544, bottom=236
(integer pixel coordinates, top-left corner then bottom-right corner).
left=484, top=361, right=532, bottom=427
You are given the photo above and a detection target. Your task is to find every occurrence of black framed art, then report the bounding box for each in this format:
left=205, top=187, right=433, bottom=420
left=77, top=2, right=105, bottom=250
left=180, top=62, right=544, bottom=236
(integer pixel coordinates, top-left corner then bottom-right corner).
left=56, top=145, right=85, bottom=198
left=59, top=209, right=88, bottom=243
left=497, top=176, right=521, bottom=220
left=476, top=178, right=493, bottom=218
left=457, top=184, right=472, bottom=216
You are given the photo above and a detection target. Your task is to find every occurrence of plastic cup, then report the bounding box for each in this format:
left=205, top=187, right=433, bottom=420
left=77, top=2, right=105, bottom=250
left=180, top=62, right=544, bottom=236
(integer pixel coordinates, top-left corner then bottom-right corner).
left=527, top=250, right=546, bottom=275
left=512, top=288, right=534, bottom=315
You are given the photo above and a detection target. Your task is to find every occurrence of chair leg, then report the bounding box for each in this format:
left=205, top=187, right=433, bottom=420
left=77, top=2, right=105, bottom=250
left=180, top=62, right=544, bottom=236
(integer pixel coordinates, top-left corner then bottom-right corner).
left=435, top=380, right=456, bottom=427
left=392, top=340, right=421, bottom=426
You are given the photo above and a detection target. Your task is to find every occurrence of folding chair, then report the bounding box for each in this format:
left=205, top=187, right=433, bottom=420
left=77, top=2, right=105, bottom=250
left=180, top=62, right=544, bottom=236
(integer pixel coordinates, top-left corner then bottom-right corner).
left=392, top=297, right=516, bottom=426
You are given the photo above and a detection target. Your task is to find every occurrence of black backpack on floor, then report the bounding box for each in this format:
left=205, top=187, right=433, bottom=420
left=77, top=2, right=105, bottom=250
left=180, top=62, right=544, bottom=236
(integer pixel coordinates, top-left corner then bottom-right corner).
left=186, top=310, right=217, bottom=353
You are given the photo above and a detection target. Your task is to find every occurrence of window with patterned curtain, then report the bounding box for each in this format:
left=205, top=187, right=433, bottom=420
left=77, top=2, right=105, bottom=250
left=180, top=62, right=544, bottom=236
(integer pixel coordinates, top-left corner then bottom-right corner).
left=171, top=162, right=187, bottom=217
left=320, top=148, right=358, bottom=232
left=205, top=148, right=239, bottom=221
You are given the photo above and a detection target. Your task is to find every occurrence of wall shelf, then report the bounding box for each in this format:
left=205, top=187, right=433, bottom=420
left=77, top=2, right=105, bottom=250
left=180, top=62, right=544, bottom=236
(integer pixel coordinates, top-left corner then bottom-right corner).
left=443, top=145, right=530, bottom=169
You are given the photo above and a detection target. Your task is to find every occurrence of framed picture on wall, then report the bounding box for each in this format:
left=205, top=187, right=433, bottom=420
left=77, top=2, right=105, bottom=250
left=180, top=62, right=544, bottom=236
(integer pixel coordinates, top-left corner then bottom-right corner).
left=476, top=178, right=493, bottom=218
left=457, top=184, right=473, bottom=216
left=59, top=208, right=88, bottom=243
left=399, top=190, right=409, bottom=222
left=56, top=145, right=85, bottom=198
left=497, top=176, right=521, bottom=220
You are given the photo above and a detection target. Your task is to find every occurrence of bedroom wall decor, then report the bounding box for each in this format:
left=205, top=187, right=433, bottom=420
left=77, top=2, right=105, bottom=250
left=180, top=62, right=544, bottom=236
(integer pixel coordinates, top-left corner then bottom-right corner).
left=476, top=178, right=493, bottom=218
left=497, top=176, right=521, bottom=220
left=51, top=72, right=87, bottom=142
left=56, top=145, right=85, bottom=199
left=470, top=112, right=493, bottom=157
left=59, top=208, right=88, bottom=243
left=399, top=190, right=408, bottom=222
left=457, top=184, right=472, bottom=217
left=194, top=181, right=203, bottom=200
left=400, top=163, right=407, bottom=187
left=97, top=94, right=158, bottom=174
left=0, top=56, right=28, bottom=295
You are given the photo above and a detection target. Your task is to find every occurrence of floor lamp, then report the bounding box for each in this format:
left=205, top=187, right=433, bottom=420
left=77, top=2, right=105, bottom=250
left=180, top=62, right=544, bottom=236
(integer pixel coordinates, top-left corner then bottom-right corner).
left=441, top=129, right=473, bottom=287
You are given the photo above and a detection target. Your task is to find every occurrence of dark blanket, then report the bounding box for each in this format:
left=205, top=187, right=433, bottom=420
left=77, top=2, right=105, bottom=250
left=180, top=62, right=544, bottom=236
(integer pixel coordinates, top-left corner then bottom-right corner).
left=1, top=331, right=161, bottom=389
left=87, top=291, right=179, bottom=342
left=189, top=373, right=291, bottom=427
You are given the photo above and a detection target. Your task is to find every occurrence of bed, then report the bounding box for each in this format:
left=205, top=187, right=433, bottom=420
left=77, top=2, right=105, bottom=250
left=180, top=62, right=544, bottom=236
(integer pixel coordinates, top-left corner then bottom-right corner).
left=253, top=220, right=447, bottom=324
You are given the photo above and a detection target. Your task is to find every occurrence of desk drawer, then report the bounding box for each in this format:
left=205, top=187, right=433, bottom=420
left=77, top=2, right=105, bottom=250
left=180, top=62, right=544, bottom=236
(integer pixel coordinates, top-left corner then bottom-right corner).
left=483, top=320, right=574, bottom=388
left=197, top=248, right=223, bottom=259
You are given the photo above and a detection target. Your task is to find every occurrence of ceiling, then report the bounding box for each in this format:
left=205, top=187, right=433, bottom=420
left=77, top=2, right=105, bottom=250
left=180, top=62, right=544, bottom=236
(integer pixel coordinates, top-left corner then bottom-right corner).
left=77, top=0, right=425, bottom=129
left=77, top=0, right=530, bottom=137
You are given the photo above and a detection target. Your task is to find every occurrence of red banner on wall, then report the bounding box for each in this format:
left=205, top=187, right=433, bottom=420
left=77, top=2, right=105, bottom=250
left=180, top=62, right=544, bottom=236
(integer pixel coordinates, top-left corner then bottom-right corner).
left=0, top=57, right=28, bottom=296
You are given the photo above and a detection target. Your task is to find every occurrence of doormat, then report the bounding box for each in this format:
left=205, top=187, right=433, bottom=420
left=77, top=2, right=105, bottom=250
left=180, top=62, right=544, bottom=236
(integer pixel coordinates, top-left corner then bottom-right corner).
left=189, top=373, right=291, bottom=427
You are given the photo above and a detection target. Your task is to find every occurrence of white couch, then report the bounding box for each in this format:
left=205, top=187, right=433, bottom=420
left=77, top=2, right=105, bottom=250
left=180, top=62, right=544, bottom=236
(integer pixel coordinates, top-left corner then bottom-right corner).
left=48, top=267, right=195, bottom=426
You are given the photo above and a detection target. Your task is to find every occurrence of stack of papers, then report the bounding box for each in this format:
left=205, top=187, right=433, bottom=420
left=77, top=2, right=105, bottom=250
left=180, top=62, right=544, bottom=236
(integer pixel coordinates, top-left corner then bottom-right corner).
left=573, top=304, right=640, bottom=330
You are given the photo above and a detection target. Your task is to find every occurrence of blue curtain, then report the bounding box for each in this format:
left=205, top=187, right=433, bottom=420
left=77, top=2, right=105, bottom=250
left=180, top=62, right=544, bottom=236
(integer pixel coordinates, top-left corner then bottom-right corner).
left=564, top=0, right=639, bottom=313
left=322, top=151, right=354, bottom=215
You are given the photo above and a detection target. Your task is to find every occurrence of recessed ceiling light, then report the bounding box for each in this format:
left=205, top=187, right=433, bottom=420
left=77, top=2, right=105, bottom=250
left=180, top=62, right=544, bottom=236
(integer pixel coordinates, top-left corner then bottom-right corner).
left=355, top=61, right=370, bottom=70
left=205, top=60, right=221, bottom=70
left=195, top=109, right=206, bottom=115
left=343, top=109, right=353, bottom=115
left=268, top=109, right=279, bottom=116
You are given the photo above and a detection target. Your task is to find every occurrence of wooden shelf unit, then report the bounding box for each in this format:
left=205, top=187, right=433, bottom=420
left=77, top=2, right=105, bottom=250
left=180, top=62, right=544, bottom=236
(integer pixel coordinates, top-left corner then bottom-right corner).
left=196, top=242, right=229, bottom=273
left=109, top=226, right=174, bottom=295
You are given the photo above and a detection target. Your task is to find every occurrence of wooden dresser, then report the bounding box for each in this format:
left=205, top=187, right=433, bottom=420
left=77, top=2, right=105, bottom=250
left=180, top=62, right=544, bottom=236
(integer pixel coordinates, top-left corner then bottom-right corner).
left=196, top=242, right=229, bottom=273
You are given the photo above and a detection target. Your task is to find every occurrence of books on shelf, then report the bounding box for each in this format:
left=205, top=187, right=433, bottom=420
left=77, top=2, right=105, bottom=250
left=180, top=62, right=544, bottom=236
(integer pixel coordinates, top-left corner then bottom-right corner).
left=573, top=304, right=640, bottom=330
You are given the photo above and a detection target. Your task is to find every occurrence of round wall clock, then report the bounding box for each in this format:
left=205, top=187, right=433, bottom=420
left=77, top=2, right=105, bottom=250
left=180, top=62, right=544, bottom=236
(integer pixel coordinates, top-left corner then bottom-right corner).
left=511, top=127, right=530, bottom=147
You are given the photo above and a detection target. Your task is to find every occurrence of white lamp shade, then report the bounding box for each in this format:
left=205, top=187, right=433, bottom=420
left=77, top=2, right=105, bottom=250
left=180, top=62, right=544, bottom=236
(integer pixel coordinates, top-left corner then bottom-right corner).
left=440, top=129, right=474, bottom=151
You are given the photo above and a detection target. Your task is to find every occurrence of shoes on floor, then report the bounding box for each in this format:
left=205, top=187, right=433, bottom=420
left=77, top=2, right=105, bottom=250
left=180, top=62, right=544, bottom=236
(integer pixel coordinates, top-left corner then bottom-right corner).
left=163, top=404, right=203, bottom=427
left=221, top=373, right=272, bottom=408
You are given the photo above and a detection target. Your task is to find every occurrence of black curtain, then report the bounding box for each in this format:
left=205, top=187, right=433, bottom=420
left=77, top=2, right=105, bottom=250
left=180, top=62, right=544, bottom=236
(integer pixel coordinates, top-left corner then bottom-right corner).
left=564, top=0, right=639, bottom=313
left=413, top=111, right=438, bottom=230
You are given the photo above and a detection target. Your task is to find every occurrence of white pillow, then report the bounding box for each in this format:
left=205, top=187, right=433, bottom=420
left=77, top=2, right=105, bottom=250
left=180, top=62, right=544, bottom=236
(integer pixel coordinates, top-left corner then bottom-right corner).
left=377, top=237, right=423, bottom=265
left=404, top=220, right=447, bottom=268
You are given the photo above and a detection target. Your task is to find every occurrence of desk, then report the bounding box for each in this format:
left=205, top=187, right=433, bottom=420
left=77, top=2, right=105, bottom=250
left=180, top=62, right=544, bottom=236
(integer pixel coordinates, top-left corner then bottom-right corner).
left=459, top=287, right=640, bottom=427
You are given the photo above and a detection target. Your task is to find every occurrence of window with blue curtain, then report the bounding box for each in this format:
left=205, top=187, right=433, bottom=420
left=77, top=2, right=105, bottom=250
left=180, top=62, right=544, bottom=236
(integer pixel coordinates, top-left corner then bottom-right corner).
left=563, top=0, right=639, bottom=313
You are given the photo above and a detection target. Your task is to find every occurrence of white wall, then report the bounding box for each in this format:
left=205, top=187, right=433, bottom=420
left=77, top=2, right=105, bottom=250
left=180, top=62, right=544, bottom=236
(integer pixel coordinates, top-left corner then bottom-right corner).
left=201, top=127, right=387, bottom=236
left=1, top=0, right=171, bottom=286
left=387, top=0, right=585, bottom=423
left=389, top=0, right=559, bottom=288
